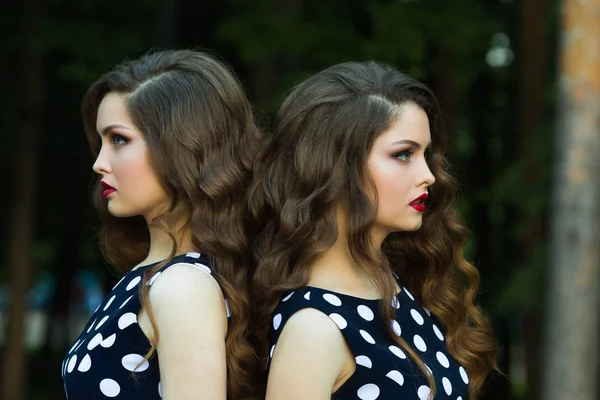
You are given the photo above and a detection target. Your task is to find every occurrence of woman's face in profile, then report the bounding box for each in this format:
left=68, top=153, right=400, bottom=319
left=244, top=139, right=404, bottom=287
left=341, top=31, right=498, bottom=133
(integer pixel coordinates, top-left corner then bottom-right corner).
left=367, top=103, right=435, bottom=239
left=93, top=92, right=170, bottom=221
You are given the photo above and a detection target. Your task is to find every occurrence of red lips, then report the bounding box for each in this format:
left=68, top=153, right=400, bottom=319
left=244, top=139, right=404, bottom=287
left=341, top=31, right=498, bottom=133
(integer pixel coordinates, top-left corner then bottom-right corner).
left=100, top=181, right=116, bottom=197
left=409, top=192, right=428, bottom=212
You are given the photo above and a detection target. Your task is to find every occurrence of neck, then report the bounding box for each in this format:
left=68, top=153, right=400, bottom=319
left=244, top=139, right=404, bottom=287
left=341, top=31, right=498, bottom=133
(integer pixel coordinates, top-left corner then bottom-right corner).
left=135, top=222, right=195, bottom=268
left=308, top=208, right=383, bottom=298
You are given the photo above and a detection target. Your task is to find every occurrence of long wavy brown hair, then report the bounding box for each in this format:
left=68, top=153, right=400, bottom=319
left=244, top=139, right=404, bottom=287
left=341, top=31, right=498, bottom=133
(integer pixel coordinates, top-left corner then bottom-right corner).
left=81, top=49, right=262, bottom=400
left=249, top=61, right=498, bottom=399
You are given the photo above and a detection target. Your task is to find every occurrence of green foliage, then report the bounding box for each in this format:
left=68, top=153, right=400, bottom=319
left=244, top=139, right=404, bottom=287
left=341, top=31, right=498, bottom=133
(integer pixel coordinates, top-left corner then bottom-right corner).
left=496, top=244, right=548, bottom=313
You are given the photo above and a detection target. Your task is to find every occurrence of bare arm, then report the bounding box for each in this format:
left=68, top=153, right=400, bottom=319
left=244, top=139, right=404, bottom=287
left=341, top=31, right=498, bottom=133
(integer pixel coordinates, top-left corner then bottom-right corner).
left=140, top=263, right=228, bottom=400
left=266, top=308, right=353, bottom=400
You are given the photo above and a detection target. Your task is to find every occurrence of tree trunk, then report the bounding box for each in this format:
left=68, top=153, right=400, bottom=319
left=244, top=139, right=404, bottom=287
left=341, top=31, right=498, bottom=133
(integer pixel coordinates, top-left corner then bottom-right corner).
left=542, top=1, right=600, bottom=399
left=468, top=73, right=512, bottom=400
left=0, top=0, right=44, bottom=398
left=516, top=0, right=548, bottom=398
left=43, top=206, right=83, bottom=353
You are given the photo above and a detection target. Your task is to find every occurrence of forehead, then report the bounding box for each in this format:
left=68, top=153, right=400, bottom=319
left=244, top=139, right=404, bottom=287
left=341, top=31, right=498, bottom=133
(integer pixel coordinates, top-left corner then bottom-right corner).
left=376, top=103, right=431, bottom=145
left=96, top=92, right=135, bottom=132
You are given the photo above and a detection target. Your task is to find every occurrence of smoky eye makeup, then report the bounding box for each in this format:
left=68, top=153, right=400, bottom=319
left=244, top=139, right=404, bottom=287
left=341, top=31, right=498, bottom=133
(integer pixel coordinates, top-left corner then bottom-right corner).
left=392, top=149, right=412, bottom=162
left=108, top=132, right=131, bottom=147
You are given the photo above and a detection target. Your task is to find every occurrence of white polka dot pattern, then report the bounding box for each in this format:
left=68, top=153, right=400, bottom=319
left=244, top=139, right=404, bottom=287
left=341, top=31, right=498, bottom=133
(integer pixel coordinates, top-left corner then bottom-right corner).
left=389, top=345, right=407, bottom=359
left=95, top=315, right=109, bottom=331
left=357, top=305, right=374, bottom=321
left=67, top=355, right=77, bottom=373
left=386, top=370, right=404, bottom=386
left=193, top=263, right=212, bottom=275
left=411, top=309, right=424, bottom=325
left=77, top=354, right=91, bottom=372
left=99, top=379, right=120, bottom=397
left=147, top=272, right=162, bottom=286
left=118, top=313, right=137, bottom=330
left=122, top=354, right=150, bottom=372
left=433, top=324, right=445, bottom=341
left=360, top=330, right=376, bottom=344
left=329, top=313, right=348, bottom=329
left=413, top=335, right=427, bottom=352
left=323, top=293, right=342, bottom=306
left=103, top=295, right=116, bottom=311
left=62, top=253, right=217, bottom=400
left=266, top=281, right=469, bottom=400
left=417, top=385, right=431, bottom=400
left=125, top=276, right=141, bottom=291
left=437, top=351, right=450, bottom=368
left=87, top=333, right=103, bottom=351
left=443, top=377, right=453, bottom=395
left=355, top=355, right=372, bottom=369
left=390, top=320, right=401, bottom=336
left=282, top=291, right=294, bottom=302
left=273, top=314, right=282, bottom=330
left=100, top=333, right=116, bottom=348
left=119, top=295, right=133, bottom=309
left=357, top=383, right=380, bottom=400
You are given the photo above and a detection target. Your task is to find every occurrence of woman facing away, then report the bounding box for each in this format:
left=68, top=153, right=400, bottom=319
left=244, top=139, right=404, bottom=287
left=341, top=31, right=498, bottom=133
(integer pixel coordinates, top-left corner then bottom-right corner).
left=250, top=61, right=498, bottom=400
left=61, top=49, right=261, bottom=400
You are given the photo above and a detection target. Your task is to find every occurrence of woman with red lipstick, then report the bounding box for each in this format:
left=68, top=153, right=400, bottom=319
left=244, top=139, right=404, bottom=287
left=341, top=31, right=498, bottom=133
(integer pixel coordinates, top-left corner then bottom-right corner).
left=62, top=50, right=261, bottom=400
left=249, top=62, right=498, bottom=400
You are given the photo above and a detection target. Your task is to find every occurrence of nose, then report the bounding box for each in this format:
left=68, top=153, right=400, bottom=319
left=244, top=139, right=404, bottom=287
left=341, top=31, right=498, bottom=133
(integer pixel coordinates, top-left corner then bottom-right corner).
left=420, top=159, right=436, bottom=188
left=92, top=145, right=111, bottom=175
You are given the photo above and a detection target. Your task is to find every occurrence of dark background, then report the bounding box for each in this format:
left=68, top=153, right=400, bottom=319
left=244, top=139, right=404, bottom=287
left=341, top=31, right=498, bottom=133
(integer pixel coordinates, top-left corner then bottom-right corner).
left=0, top=0, right=582, bottom=399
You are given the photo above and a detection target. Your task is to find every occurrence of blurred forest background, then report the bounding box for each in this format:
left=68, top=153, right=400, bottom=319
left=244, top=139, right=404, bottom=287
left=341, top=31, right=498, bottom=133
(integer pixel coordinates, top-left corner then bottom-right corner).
left=1, top=0, right=599, bottom=399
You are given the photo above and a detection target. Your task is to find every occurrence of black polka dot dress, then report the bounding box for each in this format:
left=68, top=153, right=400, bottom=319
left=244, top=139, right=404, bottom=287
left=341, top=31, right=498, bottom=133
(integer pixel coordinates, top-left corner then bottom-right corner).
left=62, top=253, right=225, bottom=399
left=267, top=277, right=470, bottom=400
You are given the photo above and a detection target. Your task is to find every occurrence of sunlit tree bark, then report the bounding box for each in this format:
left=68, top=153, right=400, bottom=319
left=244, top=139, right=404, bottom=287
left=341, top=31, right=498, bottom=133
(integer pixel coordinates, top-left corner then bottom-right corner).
left=542, top=0, right=600, bottom=399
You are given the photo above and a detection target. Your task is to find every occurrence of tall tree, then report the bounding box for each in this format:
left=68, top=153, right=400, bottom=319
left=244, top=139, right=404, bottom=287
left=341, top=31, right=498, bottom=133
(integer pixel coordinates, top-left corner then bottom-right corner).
left=542, top=0, right=600, bottom=399
left=516, top=0, right=548, bottom=398
left=1, top=0, right=44, bottom=398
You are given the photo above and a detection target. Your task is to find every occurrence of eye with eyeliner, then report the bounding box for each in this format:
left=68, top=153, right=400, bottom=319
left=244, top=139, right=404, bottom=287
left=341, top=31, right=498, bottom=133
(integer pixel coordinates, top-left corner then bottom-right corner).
left=110, top=133, right=129, bottom=147
left=392, top=149, right=412, bottom=162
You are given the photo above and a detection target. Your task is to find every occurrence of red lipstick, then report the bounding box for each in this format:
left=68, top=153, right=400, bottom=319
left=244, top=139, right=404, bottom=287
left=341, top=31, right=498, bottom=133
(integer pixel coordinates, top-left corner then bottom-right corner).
left=409, top=192, right=428, bottom=212
left=100, top=181, right=116, bottom=197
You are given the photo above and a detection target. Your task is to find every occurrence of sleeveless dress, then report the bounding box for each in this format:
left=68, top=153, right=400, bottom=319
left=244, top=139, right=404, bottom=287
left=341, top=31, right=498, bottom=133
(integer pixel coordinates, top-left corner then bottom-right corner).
left=62, top=252, right=226, bottom=399
left=267, top=278, right=470, bottom=400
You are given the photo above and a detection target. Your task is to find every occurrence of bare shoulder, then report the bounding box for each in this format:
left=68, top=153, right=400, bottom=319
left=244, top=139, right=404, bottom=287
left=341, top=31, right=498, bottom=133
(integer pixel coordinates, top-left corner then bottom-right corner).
left=148, top=262, right=223, bottom=298
left=140, top=262, right=229, bottom=399
left=267, top=308, right=351, bottom=400
left=139, top=262, right=228, bottom=341
left=277, top=307, right=344, bottom=345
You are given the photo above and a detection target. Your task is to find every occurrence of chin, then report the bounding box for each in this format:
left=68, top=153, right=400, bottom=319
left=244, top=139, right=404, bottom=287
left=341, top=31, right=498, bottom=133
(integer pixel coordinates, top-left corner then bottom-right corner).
left=107, top=203, right=137, bottom=218
left=390, top=219, right=423, bottom=232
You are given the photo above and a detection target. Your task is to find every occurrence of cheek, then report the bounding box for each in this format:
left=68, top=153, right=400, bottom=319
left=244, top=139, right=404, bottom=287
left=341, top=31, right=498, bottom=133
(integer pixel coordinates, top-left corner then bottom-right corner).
left=114, top=149, right=160, bottom=190
left=370, top=162, right=408, bottom=208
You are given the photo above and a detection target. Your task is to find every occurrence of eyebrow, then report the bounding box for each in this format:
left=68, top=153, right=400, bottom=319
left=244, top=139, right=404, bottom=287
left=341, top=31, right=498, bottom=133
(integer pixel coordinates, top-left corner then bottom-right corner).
left=98, top=124, right=132, bottom=136
left=392, top=139, right=432, bottom=149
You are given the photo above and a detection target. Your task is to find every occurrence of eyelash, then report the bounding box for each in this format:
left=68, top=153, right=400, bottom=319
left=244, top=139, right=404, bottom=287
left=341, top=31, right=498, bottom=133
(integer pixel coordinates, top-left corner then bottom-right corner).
left=393, top=149, right=433, bottom=162
left=393, top=150, right=412, bottom=162
left=111, top=134, right=129, bottom=147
